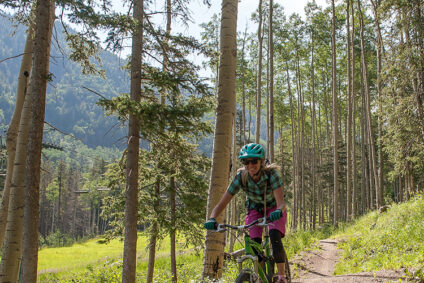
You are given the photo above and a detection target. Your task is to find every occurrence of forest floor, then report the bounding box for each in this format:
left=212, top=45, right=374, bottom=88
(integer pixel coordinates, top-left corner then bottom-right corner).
left=290, top=239, right=409, bottom=282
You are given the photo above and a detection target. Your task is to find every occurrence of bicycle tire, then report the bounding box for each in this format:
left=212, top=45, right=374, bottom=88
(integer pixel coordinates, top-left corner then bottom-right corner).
left=235, top=270, right=260, bottom=283
left=266, top=258, right=275, bottom=282
left=284, top=252, right=291, bottom=283
left=265, top=253, right=291, bottom=283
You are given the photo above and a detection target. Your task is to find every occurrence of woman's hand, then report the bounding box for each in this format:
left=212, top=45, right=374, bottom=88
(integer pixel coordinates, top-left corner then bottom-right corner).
left=204, top=218, right=217, bottom=230
left=269, top=209, right=282, bottom=221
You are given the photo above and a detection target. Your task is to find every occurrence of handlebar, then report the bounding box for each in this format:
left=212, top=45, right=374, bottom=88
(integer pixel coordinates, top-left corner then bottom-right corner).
left=214, top=217, right=272, bottom=233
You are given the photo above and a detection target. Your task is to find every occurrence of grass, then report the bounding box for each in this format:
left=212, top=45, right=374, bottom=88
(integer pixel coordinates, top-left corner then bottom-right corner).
left=334, top=194, right=424, bottom=278
left=37, top=226, right=332, bottom=282
left=37, top=195, right=424, bottom=282
left=37, top=234, right=194, bottom=282
left=38, top=236, right=147, bottom=273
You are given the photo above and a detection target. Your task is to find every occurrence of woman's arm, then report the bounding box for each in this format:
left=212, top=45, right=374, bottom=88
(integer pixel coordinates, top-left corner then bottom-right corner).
left=273, top=187, right=286, bottom=212
left=209, top=191, right=234, bottom=219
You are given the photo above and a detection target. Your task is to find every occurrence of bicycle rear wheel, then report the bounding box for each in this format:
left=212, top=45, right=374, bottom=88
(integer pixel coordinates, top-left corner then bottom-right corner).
left=235, top=270, right=260, bottom=283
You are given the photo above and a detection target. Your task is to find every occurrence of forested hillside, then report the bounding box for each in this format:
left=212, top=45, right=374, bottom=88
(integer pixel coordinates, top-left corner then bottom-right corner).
left=0, top=15, right=128, bottom=148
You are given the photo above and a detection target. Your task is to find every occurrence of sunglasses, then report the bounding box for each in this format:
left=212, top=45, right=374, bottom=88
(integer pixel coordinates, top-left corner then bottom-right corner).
left=242, top=159, right=259, bottom=165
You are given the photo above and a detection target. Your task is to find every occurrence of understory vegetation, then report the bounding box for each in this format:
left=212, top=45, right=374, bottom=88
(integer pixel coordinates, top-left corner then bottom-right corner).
left=334, top=194, right=424, bottom=279
left=37, top=195, right=424, bottom=282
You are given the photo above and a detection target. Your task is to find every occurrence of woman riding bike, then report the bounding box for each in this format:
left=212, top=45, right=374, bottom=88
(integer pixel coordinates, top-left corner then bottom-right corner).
left=205, top=143, right=288, bottom=283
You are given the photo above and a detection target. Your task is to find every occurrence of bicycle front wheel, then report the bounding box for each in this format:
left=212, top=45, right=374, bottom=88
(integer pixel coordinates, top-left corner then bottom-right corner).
left=235, top=270, right=260, bottom=283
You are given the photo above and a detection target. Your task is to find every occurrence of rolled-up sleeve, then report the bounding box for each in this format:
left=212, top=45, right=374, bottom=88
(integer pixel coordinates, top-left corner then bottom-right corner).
left=227, top=171, right=243, bottom=195
left=270, top=169, right=283, bottom=191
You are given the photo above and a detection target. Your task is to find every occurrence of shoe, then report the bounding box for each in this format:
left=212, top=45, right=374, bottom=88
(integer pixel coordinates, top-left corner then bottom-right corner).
left=275, top=277, right=288, bottom=283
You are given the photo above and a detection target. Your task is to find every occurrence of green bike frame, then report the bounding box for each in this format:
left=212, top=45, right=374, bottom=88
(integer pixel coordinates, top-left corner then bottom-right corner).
left=240, top=232, right=273, bottom=283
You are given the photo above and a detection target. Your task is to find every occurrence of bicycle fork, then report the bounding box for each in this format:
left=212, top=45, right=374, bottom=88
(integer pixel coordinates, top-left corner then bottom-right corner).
left=239, top=235, right=270, bottom=282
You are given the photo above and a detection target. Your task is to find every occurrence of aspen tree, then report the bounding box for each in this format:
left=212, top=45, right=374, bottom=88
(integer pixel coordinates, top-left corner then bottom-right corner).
left=21, top=1, right=55, bottom=279
left=203, top=0, right=238, bottom=279
left=331, top=0, right=339, bottom=227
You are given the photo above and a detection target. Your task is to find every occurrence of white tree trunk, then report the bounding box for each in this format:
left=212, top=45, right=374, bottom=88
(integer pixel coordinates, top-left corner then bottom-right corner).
left=203, top=0, right=238, bottom=279
left=255, top=0, right=263, bottom=144
left=0, top=67, right=33, bottom=283
left=0, top=15, right=35, bottom=248
left=21, top=0, right=55, bottom=280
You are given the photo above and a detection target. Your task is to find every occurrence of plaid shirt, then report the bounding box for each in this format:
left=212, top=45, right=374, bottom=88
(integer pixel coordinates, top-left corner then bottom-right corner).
left=227, top=169, right=283, bottom=210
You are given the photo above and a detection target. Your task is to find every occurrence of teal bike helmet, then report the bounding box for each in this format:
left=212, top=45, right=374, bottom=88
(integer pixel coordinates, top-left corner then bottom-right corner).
left=238, top=143, right=265, bottom=160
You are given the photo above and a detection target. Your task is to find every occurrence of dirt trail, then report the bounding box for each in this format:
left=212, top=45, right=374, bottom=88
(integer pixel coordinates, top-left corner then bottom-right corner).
left=290, top=239, right=407, bottom=283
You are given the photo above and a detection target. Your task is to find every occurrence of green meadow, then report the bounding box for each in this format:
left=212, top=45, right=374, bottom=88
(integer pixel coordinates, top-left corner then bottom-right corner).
left=37, top=194, right=424, bottom=282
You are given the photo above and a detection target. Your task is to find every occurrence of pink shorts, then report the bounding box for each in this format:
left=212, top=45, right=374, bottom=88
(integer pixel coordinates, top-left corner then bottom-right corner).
left=245, top=206, right=287, bottom=239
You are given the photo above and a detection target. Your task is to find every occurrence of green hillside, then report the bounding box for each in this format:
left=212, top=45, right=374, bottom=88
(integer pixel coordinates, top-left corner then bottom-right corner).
left=334, top=194, right=424, bottom=278
left=0, top=14, right=128, bottom=149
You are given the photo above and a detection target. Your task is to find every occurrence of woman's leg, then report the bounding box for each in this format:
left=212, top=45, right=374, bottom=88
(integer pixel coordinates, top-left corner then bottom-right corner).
left=269, top=229, right=287, bottom=278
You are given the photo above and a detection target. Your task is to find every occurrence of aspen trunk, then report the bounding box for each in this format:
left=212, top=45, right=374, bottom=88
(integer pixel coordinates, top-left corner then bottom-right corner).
left=268, top=0, right=274, bottom=162
left=346, top=0, right=353, bottom=221
left=240, top=27, right=248, bottom=144
left=0, top=77, right=33, bottom=283
left=0, top=14, right=35, bottom=248
left=351, top=0, right=357, bottom=219
left=203, top=0, right=238, bottom=279
left=229, top=115, right=237, bottom=253
left=310, top=29, right=317, bottom=229
left=255, top=0, right=263, bottom=144
left=286, top=62, right=297, bottom=230
left=21, top=1, right=55, bottom=275
left=295, top=48, right=306, bottom=229
left=370, top=0, right=384, bottom=205
left=331, top=0, right=339, bottom=227
left=357, top=0, right=381, bottom=209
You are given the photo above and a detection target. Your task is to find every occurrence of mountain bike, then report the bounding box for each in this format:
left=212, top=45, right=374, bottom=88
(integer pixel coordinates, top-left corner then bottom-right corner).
left=214, top=217, right=291, bottom=283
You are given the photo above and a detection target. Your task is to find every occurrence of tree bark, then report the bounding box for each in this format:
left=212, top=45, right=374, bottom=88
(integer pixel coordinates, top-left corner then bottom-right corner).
left=229, top=115, right=237, bottom=252
left=0, top=14, right=34, bottom=247
left=203, top=0, right=238, bottom=279
left=295, top=43, right=305, bottom=229
left=170, top=176, right=177, bottom=283
left=268, top=0, right=274, bottom=162
left=357, top=0, right=381, bottom=209
left=310, top=27, right=317, bottom=229
left=346, top=0, right=352, bottom=222
left=240, top=26, right=248, bottom=145
left=146, top=180, right=160, bottom=283
left=370, top=0, right=384, bottom=205
left=122, top=0, right=143, bottom=281
left=1, top=1, right=55, bottom=280
left=331, top=0, right=339, bottom=227
left=351, top=0, right=357, bottom=218
left=0, top=74, right=32, bottom=283
left=286, top=62, right=297, bottom=230
left=255, top=0, right=263, bottom=144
